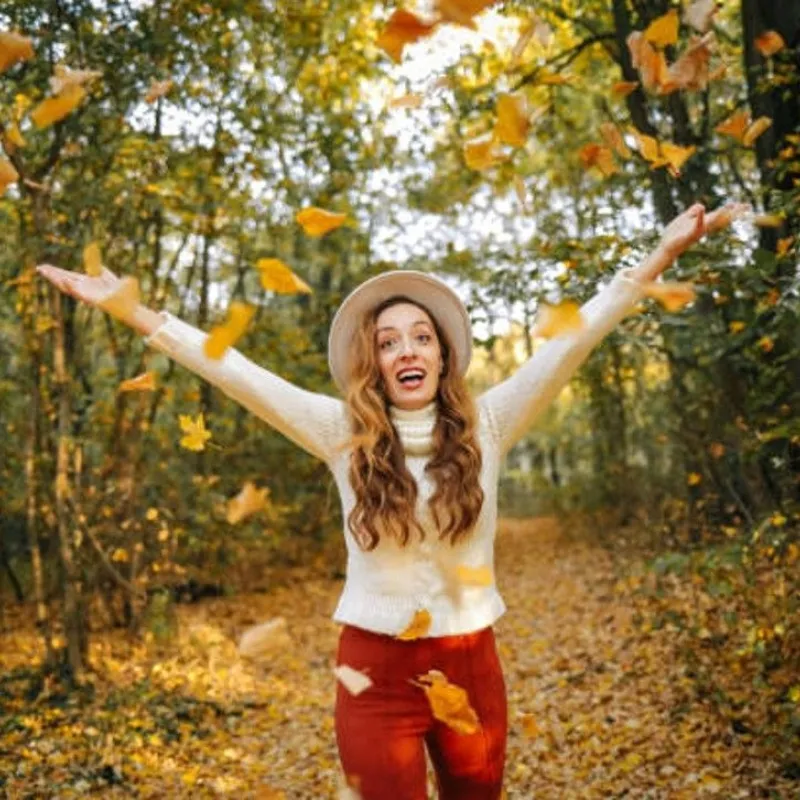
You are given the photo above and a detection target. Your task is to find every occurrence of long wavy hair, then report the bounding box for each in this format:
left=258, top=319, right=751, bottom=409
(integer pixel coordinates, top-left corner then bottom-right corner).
left=344, top=295, right=484, bottom=551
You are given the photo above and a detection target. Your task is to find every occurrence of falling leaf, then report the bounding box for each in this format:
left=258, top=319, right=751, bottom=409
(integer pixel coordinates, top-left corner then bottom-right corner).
left=742, top=116, right=772, bottom=147
left=434, top=0, right=497, bottom=30
left=668, top=33, right=714, bottom=91
left=538, top=69, right=573, bottom=85
left=753, top=213, right=783, bottom=228
left=757, top=336, right=774, bottom=353
left=627, top=32, right=670, bottom=93
left=729, top=320, right=746, bottom=333
left=376, top=9, right=438, bottom=64
left=535, top=301, right=584, bottom=338
left=644, top=9, right=679, bottom=48
left=579, top=143, right=618, bottom=177
left=256, top=258, right=313, bottom=294
left=612, top=80, right=639, bottom=97
left=521, top=713, right=540, bottom=738
left=600, top=123, right=631, bottom=159
left=98, top=276, right=141, bottom=319
left=226, top=481, right=269, bottom=524
left=708, top=62, right=727, bottom=81
left=49, top=64, right=102, bottom=94
left=715, top=109, right=750, bottom=141
left=83, top=241, right=103, bottom=277
left=633, top=131, right=696, bottom=177
left=687, top=472, right=703, bottom=486
left=684, top=0, right=718, bottom=33
left=641, top=281, right=696, bottom=311
left=334, top=665, right=373, bottom=696
left=4, top=124, right=25, bottom=151
left=463, top=134, right=506, bottom=170
left=145, top=79, right=174, bottom=103
left=204, top=301, right=255, bottom=360
left=397, top=609, right=432, bottom=640
left=119, top=372, right=157, bottom=393
left=388, top=93, right=423, bottom=110
left=754, top=30, right=785, bottom=58
left=455, top=565, right=493, bottom=586
left=0, top=159, right=19, bottom=195
left=776, top=236, right=794, bottom=256
left=494, top=93, right=529, bottom=148
left=238, top=617, right=290, bottom=658
left=414, top=670, right=480, bottom=735
left=30, top=85, right=87, bottom=129
left=179, top=413, right=211, bottom=452
left=0, top=32, right=34, bottom=73
left=296, top=207, right=347, bottom=237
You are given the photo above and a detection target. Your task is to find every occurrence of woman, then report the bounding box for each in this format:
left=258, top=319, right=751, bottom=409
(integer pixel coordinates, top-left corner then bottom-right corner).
left=37, top=202, right=741, bottom=799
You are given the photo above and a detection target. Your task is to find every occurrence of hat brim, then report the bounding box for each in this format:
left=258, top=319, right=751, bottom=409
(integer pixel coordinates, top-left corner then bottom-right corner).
left=328, top=270, right=472, bottom=393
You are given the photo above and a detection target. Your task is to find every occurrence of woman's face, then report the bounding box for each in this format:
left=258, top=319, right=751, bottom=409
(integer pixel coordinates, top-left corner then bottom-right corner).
left=375, top=302, right=443, bottom=410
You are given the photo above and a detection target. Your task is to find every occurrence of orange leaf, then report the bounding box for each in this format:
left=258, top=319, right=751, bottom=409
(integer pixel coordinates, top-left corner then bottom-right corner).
left=226, top=481, right=269, bottom=524
left=535, top=300, right=584, bottom=338
left=388, top=92, right=424, bottom=110
left=30, top=85, right=87, bottom=129
left=204, top=301, right=255, bottom=360
left=600, top=122, right=631, bottom=159
left=776, top=236, right=794, bottom=257
left=376, top=10, right=438, bottom=64
left=83, top=241, right=103, bottom=277
left=684, top=0, right=718, bottom=33
left=579, top=143, right=618, bottom=177
left=119, top=371, right=156, bottom=393
left=644, top=9, right=679, bottom=48
left=145, top=79, right=174, bottom=103
left=667, top=33, right=714, bottom=92
left=455, top=564, right=493, bottom=586
left=538, top=69, right=573, bottom=85
left=4, top=123, right=25, bottom=151
left=98, top=276, right=140, bottom=319
left=641, top=281, right=696, bottom=311
left=256, top=258, right=313, bottom=294
left=334, top=665, right=373, bottom=696
left=179, top=413, right=211, bottom=452
left=415, top=670, right=480, bottom=735
left=660, top=142, right=697, bottom=176
left=755, top=30, right=785, bottom=58
left=521, top=713, right=540, bottom=738
left=627, top=32, right=669, bottom=93
left=715, top=109, right=750, bottom=142
left=296, top=207, right=347, bottom=237
left=0, top=158, right=19, bottom=195
left=434, top=0, right=497, bottom=29
left=0, top=32, right=34, bottom=73
left=494, top=93, right=529, bottom=148
left=612, top=80, right=639, bottom=97
left=397, top=609, right=432, bottom=640
left=743, top=116, right=772, bottom=147
left=463, top=134, right=506, bottom=170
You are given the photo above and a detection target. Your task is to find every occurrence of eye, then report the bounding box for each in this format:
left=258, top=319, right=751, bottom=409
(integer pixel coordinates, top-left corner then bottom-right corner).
left=416, top=333, right=432, bottom=344
left=379, top=338, right=396, bottom=351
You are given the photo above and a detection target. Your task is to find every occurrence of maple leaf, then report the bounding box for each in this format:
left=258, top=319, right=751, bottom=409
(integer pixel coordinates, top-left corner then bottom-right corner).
left=0, top=31, right=34, bottom=73
left=333, top=665, right=373, bottom=696
left=119, top=371, right=156, bottom=393
left=204, top=301, right=255, bottom=360
left=83, top=241, right=103, bottom=277
left=376, top=10, right=438, bottom=64
left=535, top=301, right=584, bottom=338
left=179, top=413, right=212, bottom=452
left=256, top=258, right=312, bottom=294
left=226, top=481, right=269, bottom=525
left=397, top=609, right=432, bottom=640
left=414, top=670, right=481, bottom=735
left=296, top=207, right=347, bottom=237
left=30, top=85, right=87, bottom=129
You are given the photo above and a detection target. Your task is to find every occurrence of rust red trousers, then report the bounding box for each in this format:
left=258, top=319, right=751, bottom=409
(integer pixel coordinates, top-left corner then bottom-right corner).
left=334, top=624, right=507, bottom=800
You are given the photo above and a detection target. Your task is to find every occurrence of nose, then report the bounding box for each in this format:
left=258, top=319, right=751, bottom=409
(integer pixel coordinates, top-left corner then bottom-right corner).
left=398, top=336, right=416, bottom=357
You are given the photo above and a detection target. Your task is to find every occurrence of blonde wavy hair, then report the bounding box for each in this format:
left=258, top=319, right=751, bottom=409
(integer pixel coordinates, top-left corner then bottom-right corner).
left=343, top=296, right=484, bottom=551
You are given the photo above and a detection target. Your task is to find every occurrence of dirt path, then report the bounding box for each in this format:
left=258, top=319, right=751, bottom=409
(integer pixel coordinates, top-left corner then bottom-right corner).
left=0, top=518, right=793, bottom=798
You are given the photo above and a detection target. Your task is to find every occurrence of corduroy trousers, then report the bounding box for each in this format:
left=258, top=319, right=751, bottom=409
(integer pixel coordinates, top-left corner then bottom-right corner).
left=334, top=623, right=507, bottom=800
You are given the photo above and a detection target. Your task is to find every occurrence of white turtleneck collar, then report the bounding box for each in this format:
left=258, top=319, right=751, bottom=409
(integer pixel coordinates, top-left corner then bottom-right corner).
left=389, top=401, right=437, bottom=456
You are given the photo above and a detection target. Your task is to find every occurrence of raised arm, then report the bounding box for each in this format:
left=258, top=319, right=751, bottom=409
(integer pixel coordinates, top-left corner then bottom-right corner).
left=478, top=202, right=747, bottom=456
left=36, top=264, right=349, bottom=463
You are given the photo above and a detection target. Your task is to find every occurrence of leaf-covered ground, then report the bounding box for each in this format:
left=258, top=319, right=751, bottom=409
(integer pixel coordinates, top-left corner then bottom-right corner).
left=1, top=518, right=796, bottom=798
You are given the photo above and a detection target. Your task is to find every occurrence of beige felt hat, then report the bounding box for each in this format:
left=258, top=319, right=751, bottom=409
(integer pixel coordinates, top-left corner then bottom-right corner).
left=328, top=270, right=473, bottom=392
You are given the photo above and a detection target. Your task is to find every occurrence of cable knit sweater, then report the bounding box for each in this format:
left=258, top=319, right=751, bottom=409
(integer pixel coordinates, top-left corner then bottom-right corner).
left=145, top=270, right=645, bottom=637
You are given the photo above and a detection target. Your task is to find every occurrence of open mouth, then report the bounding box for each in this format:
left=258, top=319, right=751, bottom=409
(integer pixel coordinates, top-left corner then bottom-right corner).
left=396, top=368, right=426, bottom=390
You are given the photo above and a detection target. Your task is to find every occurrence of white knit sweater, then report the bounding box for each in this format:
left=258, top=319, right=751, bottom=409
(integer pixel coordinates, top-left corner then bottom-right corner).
left=145, top=270, right=645, bottom=637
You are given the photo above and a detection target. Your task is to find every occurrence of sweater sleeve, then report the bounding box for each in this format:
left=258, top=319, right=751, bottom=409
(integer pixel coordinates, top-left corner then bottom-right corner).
left=477, top=269, right=646, bottom=456
left=144, top=312, right=349, bottom=463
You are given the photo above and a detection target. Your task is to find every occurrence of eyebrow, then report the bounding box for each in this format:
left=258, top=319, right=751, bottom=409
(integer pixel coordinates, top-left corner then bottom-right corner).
left=376, top=320, right=433, bottom=333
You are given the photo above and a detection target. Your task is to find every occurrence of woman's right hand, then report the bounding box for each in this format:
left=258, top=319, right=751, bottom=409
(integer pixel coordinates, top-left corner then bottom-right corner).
left=36, top=263, right=124, bottom=308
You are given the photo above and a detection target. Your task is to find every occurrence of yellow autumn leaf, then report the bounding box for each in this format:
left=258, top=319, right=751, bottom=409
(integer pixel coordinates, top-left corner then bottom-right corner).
left=455, top=564, right=493, bottom=587
left=83, top=241, right=103, bottom=277
left=30, top=85, right=87, bottom=129
left=660, top=142, right=697, bottom=176
left=333, top=665, right=373, bottom=696
left=98, top=276, right=141, bottom=319
left=538, top=69, right=573, bottom=85
left=388, top=93, right=424, bottom=110
left=0, top=158, right=19, bottom=195
left=579, top=143, right=618, bottom=177
left=729, top=320, right=746, bottom=333
left=0, top=32, right=34, bottom=73
left=757, top=336, right=774, bottom=353
left=296, top=206, right=347, bottom=237
left=256, top=258, right=313, bottom=294
left=600, top=122, right=631, bottom=159
left=179, top=413, right=212, bottom=452
left=435, top=0, right=497, bottom=29
left=776, top=236, right=794, bottom=257
left=376, top=9, right=438, bottom=64
left=494, top=93, right=529, bottom=148
left=119, top=371, right=157, bottom=393
left=204, top=301, right=255, bottom=360
left=397, top=608, right=432, bottom=640
left=715, top=109, right=750, bottom=142
left=612, top=80, right=640, bottom=97
left=742, top=116, right=772, bottom=147
left=414, top=670, right=480, bottom=735
left=49, top=65, right=102, bottom=94
left=754, top=30, right=785, bottom=58
left=4, top=123, right=25, bottom=151
left=644, top=9, right=679, bottom=48
left=687, top=472, right=703, bottom=486
left=754, top=214, right=783, bottom=228
left=111, top=548, right=129, bottom=563
left=667, top=32, right=714, bottom=92
left=641, top=281, right=696, bottom=312
left=145, top=79, right=174, bottom=103
left=463, top=134, right=506, bottom=171
left=521, top=713, right=540, bottom=738
left=535, top=300, right=584, bottom=338
left=226, top=481, right=269, bottom=524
